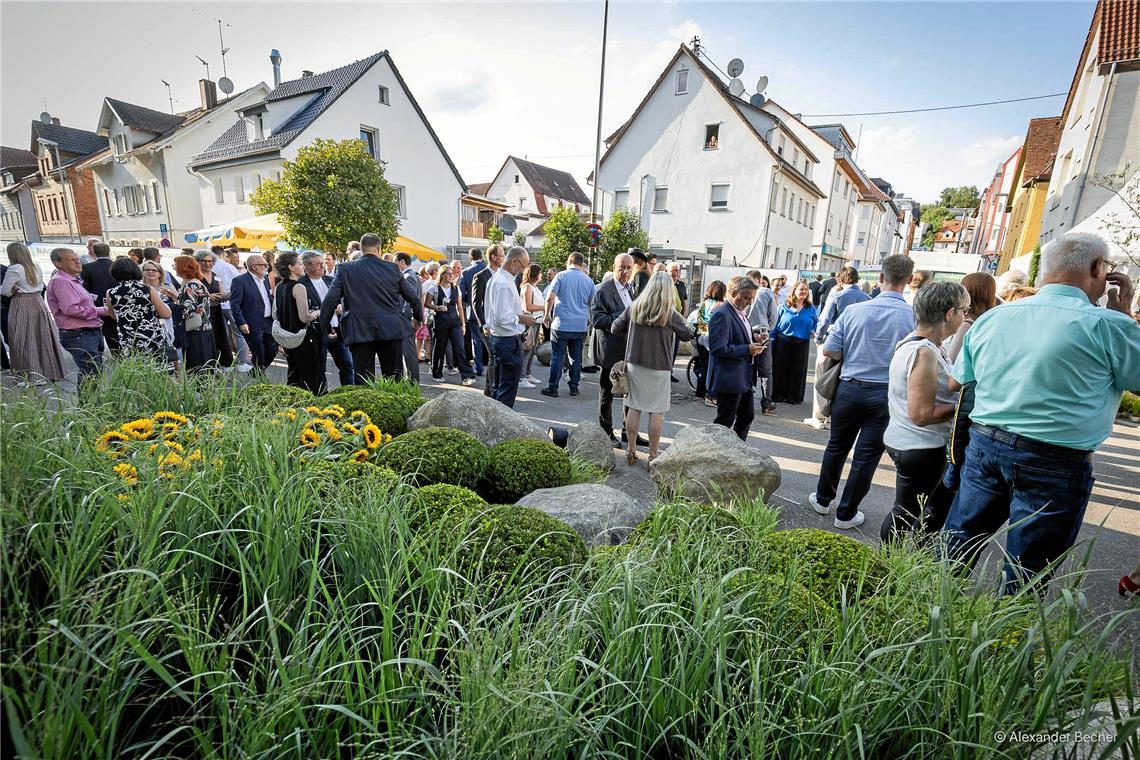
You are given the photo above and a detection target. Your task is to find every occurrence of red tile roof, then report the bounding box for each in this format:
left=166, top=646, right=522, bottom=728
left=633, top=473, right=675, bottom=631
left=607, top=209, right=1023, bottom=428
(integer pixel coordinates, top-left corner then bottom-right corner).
left=1020, top=116, right=1063, bottom=185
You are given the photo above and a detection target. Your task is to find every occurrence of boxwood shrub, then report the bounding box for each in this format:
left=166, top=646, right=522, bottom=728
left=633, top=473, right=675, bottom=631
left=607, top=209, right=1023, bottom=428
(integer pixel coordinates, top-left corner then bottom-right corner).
left=725, top=571, right=839, bottom=660
left=233, top=382, right=313, bottom=410
left=374, top=427, right=488, bottom=489
left=761, top=528, right=887, bottom=604
left=414, top=483, right=487, bottom=527
left=480, top=439, right=572, bottom=503
left=323, top=386, right=416, bottom=435
left=628, top=501, right=742, bottom=545
left=307, top=459, right=401, bottom=499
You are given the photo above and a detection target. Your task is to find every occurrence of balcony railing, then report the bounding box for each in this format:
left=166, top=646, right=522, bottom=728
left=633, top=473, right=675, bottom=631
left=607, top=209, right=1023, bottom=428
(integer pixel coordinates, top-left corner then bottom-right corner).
left=461, top=220, right=487, bottom=239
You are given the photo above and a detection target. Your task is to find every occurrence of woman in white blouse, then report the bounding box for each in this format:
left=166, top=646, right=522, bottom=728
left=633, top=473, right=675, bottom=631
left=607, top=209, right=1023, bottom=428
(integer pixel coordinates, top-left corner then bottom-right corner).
left=1, top=243, right=66, bottom=382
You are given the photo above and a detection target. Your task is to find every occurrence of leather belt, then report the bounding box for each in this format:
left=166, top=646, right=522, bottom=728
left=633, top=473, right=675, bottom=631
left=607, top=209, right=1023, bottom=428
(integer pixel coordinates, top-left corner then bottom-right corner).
left=971, top=423, right=1093, bottom=463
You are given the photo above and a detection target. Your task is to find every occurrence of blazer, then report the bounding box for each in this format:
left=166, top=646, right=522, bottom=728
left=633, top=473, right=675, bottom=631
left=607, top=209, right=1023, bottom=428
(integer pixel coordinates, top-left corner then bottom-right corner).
left=229, top=271, right=274, bottom=333
left=80, top=257, right=117, bottom=306
left=472, top=266, right=494, bottom=326
left=707, top=303, right=754, bottom=395
left=590, top=278, right=631, bottom=368
left=319, top=255, right=422, bottom=344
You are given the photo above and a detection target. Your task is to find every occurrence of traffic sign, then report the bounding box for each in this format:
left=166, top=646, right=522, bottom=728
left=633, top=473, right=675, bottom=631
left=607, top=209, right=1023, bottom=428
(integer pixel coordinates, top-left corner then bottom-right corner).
left=159, top=223, right=169, bottom=236
left=586, top=223, right=602, bottom=246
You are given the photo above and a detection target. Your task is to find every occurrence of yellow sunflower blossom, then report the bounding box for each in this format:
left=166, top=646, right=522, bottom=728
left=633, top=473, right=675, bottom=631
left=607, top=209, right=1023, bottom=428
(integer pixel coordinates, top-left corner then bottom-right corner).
left=343, top=423, right=360, bottom=436
left=112, top=462, right=138, bottom=485
left=148, top=440, right=185, bottom=456
left=186, top=449, right=203, bottom=464
left=153, top=411, right=189, bottom=425
left=305, top=405, right=322, bottom=415
left=161, top=422, right=181, bottom=440
left=320, top=405, right=345, bottom=419
left=300, top=429, right=321, bottom=447
left=348, top=410, right=372, bottom=426
left=362, top=424, right=384, bottom=449
left=305, top=418, right=342, bottom=442
left=211, top=458, right=224, bottom=468
left=121, top=419, right=155, bottom=440
left=157, top=452, right=183, bottom=468
left=95, top=430, right=130, bottom=453
left=351, top=449, right=370, bottom=462
left=116, top=493, right=130, bottom=502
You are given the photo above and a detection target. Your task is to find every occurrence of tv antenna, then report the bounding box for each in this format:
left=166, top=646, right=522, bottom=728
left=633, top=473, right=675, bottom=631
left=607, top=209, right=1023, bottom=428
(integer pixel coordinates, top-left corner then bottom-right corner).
left=216, top=18, right=232, bottom=78
left=690, top=35, right=701, bottom=55
left=160, top=79, right=174, bottom=113
left=195, top=55, right=211, bottom=81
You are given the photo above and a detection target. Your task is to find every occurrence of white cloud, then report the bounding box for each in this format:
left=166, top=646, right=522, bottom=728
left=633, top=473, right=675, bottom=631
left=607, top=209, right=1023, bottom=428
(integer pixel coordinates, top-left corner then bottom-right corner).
left=958, top=135, right=1023, bottom=167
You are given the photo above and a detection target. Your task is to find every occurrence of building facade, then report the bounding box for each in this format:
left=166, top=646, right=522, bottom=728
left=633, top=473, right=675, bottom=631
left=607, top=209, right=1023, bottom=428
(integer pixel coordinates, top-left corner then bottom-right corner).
left=998, top=116, right=1062, bottom=273
left=24, top=119, right=105, bottom=243
left=0, top=146, right=39, bottom=242
left=971, top=147, right=1021, bottom=266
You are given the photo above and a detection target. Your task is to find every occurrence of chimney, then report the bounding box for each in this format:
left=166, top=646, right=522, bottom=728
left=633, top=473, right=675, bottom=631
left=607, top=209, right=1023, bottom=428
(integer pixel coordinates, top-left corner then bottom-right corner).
left=301, top=70, right=314, bottom=78
left=199, top=79, right=218, bottom=111
left=51, top=117, right=61, bottom=126
left=270, top=49, right=283, bottom=88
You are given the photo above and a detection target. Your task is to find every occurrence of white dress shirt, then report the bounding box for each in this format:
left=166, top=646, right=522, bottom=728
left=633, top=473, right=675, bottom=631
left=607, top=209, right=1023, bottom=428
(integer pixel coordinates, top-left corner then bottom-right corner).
left=212, top=258, right=239, bottom=311
left=309, top=276, right=335, bottom=326
left=617, top=281, right=633, bottom=309
left=486, top=267, right=524, bottom=337
left=255, top=275, right=273, bottom=319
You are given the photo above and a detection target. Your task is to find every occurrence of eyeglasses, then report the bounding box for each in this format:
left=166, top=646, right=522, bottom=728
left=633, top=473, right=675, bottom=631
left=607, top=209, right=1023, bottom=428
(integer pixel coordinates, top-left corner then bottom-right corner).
left=202, top=258, right=215, bottom=265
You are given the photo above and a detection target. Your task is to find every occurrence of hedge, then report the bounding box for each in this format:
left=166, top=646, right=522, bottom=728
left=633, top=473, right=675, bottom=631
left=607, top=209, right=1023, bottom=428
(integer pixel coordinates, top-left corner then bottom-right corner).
left=323, top=386, right=417, bottom=435
left=233, top=383, right=313, bottom=410
left=761, top=528, right=886, bottom=604
left=480, top=439, right=572, bottom=502
left=374, top=427, right=488, bottom=489
left=414, top=483, right=487, bottom=528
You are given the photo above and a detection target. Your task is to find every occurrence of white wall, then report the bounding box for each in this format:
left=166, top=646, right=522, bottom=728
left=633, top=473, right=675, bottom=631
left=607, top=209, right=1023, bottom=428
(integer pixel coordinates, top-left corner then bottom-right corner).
left=194, top=159, right=283, bottom=231
left=487, top=159, right=537, bottom=215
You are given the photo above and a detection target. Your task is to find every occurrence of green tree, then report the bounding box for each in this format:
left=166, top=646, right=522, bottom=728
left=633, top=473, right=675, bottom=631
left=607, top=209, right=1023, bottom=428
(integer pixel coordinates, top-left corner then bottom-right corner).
left=487, top=224, right=504, bottom=245
left=537, top=205, right=589, bottom=272
left=594, top=208, right=649, bottom=279
left=250, top=138, right=400, bottom=257
left=937, top=185, right=980, bottom=209
left=920, top=204, right=954, bottom=249
left=512, top=229, right=527, bottom=247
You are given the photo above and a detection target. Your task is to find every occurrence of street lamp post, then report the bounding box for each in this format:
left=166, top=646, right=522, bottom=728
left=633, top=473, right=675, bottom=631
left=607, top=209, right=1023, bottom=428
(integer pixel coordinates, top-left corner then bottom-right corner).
left=589, top=0, right=609, bottom=225
left=37, top=137, right=77, bottom=244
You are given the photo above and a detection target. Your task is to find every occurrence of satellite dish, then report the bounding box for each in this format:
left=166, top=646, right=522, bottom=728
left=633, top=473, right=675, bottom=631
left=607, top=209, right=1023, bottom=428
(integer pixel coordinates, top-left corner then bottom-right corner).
left=727, top=58, right=745, bottom=78
left=749, top=93, right=767, bottom=108
left=39, top=111, right=52, bottom=124
left=218, top=76, right=235, bottom=95
left=756, top=75, right=769, bottom=92
left=728, top=78, right=744, bottom=97
left=498, top=215, right=518, bottom=234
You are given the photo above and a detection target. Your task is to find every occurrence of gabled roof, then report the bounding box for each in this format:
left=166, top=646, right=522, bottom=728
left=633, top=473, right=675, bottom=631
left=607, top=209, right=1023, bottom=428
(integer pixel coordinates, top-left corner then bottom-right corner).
left=468, top=181, right=492, bottom=196
left=105, top=98, right=185, bottom=136
left=1061, top=0, right=1140, bottom=123
left=29, top=121, right=104, bottom=159
left=1, top=146, right=37, bottom=170
left=599, top=45, right=825, bottom=199
left=1019, top=116, right=1063, bottom=186
left=508, top=156, right=590, bottom=207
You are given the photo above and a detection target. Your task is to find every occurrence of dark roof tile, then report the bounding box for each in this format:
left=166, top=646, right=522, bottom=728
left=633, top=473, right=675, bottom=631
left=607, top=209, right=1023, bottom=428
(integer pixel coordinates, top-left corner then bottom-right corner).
left=511, top=156, right=591, bottom=207
left=106, top=98, right=185, bottom=135
left=29, top=121, right=104, bottom=158
left=1, top=146, right=37, bottom=169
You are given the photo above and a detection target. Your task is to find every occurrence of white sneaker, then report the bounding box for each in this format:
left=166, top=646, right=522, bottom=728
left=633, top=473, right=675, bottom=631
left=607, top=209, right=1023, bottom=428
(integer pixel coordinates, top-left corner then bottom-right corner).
left=431, top=375, right=445, bottom=383
left=448, top=368, right=459, bottom=375
left=833, top=511, right=865, bottom=530
left=803, top=417, right=828, bottom=430
left=461, top=378, right=477, bottom=387
left=808, top=492, right=830, bottom=515
left=526, top=374, right=540, bottom=384
left=236, top=363, right=253, bottom=373
left=518, top=378, right=535, bottom=389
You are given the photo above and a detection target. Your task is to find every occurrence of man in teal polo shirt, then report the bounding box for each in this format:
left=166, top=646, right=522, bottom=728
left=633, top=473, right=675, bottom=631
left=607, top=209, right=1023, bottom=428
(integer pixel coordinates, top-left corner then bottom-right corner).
left=943, top=233, right=1140, bottom=593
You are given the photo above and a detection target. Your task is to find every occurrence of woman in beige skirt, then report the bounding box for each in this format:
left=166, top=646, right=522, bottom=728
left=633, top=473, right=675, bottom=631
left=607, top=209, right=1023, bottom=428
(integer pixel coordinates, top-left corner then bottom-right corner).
left=612, top=271, right=695, bottom=464
left=2, top=243, right=66, bottom=383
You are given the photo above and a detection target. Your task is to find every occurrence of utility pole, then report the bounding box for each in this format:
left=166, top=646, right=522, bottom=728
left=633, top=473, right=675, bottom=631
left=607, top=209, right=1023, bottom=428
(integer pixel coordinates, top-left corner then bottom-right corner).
left=589, top=0, right=609, bottom=225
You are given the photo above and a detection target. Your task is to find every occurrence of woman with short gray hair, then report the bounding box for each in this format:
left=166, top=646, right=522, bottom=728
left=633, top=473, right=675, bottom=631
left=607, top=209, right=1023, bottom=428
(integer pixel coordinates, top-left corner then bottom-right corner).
left=880, top=281, right=969, bottom=542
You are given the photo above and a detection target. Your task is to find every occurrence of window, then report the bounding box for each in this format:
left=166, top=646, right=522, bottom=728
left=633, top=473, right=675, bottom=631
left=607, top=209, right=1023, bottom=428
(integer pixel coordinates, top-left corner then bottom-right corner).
left=102, top=188, right=112, bottom=218
left=704, top=124, right=720, bottom=150
left=514, top=174, right=520, bottom=184
left=781, top=188, right=788, bottom=216
left=652, top=187, right=668, bottom=212
left=676, top=68, right=688, bottom=94
left=151, top=181, right=162, bottom=212
left=796, top=198, right=803, bottom=223
left=113, top=188, right=122, bottom=215
left=124, top=186, right=135, bottom=214
left=764, top=245, right=771, bottom=266
left=793, top=148, right=800, bottom=167
left=138, top=183, right=149, bottom=214
left=710, top=183, right=730, bottom=210
left=857, top=234, right=865, bottom=246
left=778, top=135, right=785, bottom=156
left=378, top=85, right=390, bottom=105
left=235, top=176, right=246, bottom=203
left=614, top=189, right=630, bottom=209
left=774, top=247, right=780, bottom=264
left=519, top=197, right=527, bottom=209
left=359, top=126, right=378, bottom=159
left=113, top=134, right=127, bottom=156
left=861, top=205, right=871, bottom=220
left=213, top=178, right=224, bottom=204
left=274, top=171, right=281, bottom=182
left=784, top=250, right=793, bottom=269
left=254, top=173, right=263, bottom=189
left=393, top=185, right=407, bottom=217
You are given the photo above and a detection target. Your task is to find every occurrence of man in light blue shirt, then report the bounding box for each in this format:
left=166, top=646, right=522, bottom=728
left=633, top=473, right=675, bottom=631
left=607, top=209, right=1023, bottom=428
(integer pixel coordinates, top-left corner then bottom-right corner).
left=943, top=233, right=1140, bottom=594
left=809, top=254, right=916, bottom=530
left=807, top=266, right=872, bottom=429
left=542, top=252, right=596, bottom=398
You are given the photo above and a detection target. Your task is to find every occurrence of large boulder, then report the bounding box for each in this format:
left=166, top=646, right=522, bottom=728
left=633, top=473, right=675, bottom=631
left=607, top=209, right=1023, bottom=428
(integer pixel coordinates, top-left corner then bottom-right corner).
left=516, top=483, right=647, bottom=547
left=649, top=424, right=781, bottom=503
left=567, top=423, right=616, bottom=473
left=408, top=390, right=546, bottom=447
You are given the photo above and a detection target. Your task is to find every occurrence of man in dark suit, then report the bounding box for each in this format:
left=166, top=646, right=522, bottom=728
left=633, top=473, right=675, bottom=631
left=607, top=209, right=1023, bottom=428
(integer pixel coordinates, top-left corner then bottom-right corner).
left=392, top=251, right=420, bottom=384
left=809, top=274, right=824, bottom=304
left=80, top=242, right=119, bottom=354
left=229, top=253, right=277, bottom=373
left=818, top=272, right=839, bottom=311
left=320, top=233, right=422, bottom=383
left=460, top=247, right=486, bottom=373
left=591, top=253, right=636, bottom=446
left=707, top=276, right=766, bottom=441
left=300, top=251, right=354, bottom=389
left=472, top=244, right=503, bottom=397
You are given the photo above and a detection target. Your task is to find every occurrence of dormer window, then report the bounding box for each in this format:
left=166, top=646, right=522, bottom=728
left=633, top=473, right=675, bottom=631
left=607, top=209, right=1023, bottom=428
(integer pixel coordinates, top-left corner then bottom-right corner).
left=676, top=68, right=688, bottom=95
left=254, top=114, right=265, bottom=140
left=704, top=124, right=720, bottom=150
left=113, top=134, right=127, bottom=156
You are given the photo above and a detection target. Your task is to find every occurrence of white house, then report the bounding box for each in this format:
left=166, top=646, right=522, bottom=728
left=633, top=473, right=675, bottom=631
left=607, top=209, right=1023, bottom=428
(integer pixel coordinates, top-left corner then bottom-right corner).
left=1, top=146, right=38, bottom=241
left=189, top=50, right=467, bottom=251
left=80, top=80, right=270, bottom=247
left=1039, top=0, right=1139, bottom=254
left=595, top=45, right=826, bottom=269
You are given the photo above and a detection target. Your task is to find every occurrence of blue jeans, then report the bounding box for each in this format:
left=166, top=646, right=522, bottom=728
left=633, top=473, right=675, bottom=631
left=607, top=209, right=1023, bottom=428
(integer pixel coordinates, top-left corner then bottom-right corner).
left=490, top=335, right=523, bottom=408
left=814, top=379, right=890, bottom=520
left=58, top=327, right=103, bottom=379
left=547, top=329, right=585, bottom=392
left=942, top=429, right=1094, bottom=595
left=321, top=334, right=355, bottom=389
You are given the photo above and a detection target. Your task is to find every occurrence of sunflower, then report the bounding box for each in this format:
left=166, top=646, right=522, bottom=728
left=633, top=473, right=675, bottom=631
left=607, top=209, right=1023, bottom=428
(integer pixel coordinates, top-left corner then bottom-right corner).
left=320, top=405, right=346, bottom=419
left=348, top=410, right=372, bottom=426
left=362, top=424, right=384, bottom=449
left=185, top=449, right=203, bottom=464
left=300, top=429, right=321, bottom=447
left=305, top=418, right=342, bottom=442
left=343, top=423, right=360, bottom=436
left=148, top=440, right=185, bottom=456
left=112, top=462, right=138, bottom=485
left=161, top=422, right=180, bottom=440
left=95, top=430, right=130, bottom=453
left=351, top=449, right=370, bottom=462
left=115, top=493, right=130, bottom=502
left=305, top=405, right=322, bottom=415
left=153, top=411, right=189, bottom=425
left=121, top=419, right=155, bottom=440
left=157, top=452, right=183, bottom=468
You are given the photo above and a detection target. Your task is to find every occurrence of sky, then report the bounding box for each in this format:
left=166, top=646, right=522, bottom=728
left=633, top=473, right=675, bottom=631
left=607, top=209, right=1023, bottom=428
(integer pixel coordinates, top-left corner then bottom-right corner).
left=1, top=1, right=1095, bottom=204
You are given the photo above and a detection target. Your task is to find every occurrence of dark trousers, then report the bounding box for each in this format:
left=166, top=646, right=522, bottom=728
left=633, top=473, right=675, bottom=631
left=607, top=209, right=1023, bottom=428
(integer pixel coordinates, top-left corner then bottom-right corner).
left=1, top=302, right=9, bottom=370
left=469, top=325, right=485, bottom=373
left=713, top=388, right=755, bottom=441
left=480, top=328, right=497, bottom=397
left=318, top=333, right=354, bottom=390
left=815, top=379, right=890, bottom=520
left=432, top=320, right=475, bottom=380
left=771, top=335, right=810, bottom=404
left=599, top=361, right=618, bottom=435
left=58, top=327, right=103, bottom=379
left=350, top=339, right=403, bottom=383
left=401, top=330, right=420, bottom=384
left=882, top=445, right=952, bottom=542
left=547, top=329, right=585, bottom=392
left=753, top=347, right=774, bottom=410
left=246, top=328, right=277, bottom=372
left=942, top=429, right=1094, bottom=594
left=489, top=334, right=523, bottom=408
left=209, top=306, right=233, bottom=367
left=100, top=317, right=120, bottom=356
left=695, top=343, right=710, bottom=398
left=285, top=336, right=323, bottom=394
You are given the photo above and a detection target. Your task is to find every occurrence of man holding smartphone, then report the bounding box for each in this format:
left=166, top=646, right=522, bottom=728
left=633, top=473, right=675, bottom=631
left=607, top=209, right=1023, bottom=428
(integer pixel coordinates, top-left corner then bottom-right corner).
left=746, top=270, right=778, bottom=415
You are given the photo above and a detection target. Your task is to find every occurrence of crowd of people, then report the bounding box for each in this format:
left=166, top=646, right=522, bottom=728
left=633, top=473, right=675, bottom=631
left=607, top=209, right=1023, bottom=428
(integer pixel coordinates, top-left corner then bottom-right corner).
left=3, top=231, right=1138, bottom=597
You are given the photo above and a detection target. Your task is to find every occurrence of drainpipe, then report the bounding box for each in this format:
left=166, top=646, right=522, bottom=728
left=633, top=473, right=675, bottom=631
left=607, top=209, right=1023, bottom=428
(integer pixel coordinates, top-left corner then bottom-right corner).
left=1070, top=61, right=1117, bottom=230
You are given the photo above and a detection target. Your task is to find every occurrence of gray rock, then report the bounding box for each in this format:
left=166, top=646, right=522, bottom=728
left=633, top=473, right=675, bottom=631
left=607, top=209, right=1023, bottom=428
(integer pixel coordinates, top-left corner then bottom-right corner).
left=649, top=424, right=781, bottom=503
left=408, top=390, right=547, bottom=447
left=535, top=341, right=552, bottom=366
left=568, top=423, right=616, bottom=473
left=517, top=483, right=647, bottom=546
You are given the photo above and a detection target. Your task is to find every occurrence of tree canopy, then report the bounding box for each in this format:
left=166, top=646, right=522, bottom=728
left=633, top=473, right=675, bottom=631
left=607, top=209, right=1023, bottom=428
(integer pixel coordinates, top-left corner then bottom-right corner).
left=250, top=138, right=400, bottom=257
left=920, top=205, right=955, bottom=249
left=537, top=205, right=590, bottom=272
left=594, top=208, right=649, bottom=280
left=937, top=186, right=980, bottom=209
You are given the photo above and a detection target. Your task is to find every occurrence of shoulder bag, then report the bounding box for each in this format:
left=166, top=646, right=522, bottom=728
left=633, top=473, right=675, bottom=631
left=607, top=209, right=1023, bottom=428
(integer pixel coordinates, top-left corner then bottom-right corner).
left=271, top=284, right=307, bottom=350
left=609, top=360, right=629, bottom=396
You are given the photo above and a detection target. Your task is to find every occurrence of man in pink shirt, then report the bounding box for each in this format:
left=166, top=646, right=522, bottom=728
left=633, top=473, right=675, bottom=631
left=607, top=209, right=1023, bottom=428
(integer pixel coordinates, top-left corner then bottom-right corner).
left=46, top=247, right=107, bottom=378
